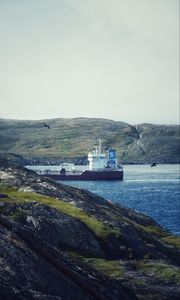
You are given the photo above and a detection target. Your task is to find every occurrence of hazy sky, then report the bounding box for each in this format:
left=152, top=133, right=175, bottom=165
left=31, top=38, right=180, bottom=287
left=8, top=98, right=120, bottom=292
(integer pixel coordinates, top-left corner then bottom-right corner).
left=0, top=0, right=179, bottom=124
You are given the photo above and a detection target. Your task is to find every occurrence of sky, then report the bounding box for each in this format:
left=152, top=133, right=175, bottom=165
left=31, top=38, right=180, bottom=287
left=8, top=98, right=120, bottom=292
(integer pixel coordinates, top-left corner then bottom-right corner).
left=0, top=0, right=179, bottom=125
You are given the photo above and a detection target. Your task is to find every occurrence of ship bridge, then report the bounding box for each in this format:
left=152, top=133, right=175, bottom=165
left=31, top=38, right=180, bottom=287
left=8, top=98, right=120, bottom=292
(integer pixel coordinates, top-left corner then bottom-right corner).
left=88, top=139, right=107, bottom=170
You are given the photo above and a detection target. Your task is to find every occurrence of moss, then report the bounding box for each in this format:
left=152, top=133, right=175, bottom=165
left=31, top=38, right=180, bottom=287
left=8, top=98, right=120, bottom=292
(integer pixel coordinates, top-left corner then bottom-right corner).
left=134, top=279, right=146, bottom=286
left=0, top=188, right=120, bottom=240
left=136, top=223, right=180, bottom=249
left=84, top=258, right=125, bottom=279
left=161, top=236, right=180, bottom=248
left=140, top=223, right=180, bottom=248
left=135, top=260, right=180, bottom=284
left=138, top=224, right=167, bottom=237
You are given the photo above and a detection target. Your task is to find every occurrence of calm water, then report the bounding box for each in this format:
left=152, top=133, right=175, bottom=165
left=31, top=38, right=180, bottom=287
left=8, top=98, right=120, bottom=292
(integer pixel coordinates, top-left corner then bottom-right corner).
left=58, top=164, right=180, bottom=236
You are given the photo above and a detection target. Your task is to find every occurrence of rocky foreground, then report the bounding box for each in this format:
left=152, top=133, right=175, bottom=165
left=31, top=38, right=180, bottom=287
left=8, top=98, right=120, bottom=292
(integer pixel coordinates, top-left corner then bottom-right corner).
left=0, top=164, right=180, bottom=300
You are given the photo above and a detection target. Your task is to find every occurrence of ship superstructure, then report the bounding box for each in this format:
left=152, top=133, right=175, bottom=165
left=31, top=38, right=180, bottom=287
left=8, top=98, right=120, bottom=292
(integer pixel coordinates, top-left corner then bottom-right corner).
left=26, top=139, right=123, bottom=181
left=88, top=139, right=119, bottom=170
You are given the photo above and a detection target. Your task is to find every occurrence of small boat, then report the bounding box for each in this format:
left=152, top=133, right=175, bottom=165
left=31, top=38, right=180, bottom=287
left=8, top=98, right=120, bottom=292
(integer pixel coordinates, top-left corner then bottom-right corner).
left=26, top=139, right=123, bottom=181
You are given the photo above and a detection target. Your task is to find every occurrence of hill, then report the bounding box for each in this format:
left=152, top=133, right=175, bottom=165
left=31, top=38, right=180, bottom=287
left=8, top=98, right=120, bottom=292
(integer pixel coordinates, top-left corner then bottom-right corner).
left=0, top=164, right=180, bottom=299
left=0, top=117, right=179, bottom=164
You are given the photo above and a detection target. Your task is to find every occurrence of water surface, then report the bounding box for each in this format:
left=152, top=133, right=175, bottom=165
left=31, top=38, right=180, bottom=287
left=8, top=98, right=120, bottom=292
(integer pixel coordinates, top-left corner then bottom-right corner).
left=57, top=164, right=180, bottom=236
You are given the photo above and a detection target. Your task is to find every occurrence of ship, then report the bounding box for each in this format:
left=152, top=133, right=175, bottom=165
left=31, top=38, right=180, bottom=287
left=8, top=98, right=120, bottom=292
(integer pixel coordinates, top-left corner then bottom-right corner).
left=26, top=140, right=123, bottom=181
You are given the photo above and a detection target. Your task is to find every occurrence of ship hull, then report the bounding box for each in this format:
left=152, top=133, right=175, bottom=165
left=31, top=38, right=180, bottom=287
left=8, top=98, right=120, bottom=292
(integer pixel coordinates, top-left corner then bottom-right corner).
left=41, top=170, right=123, bottom=181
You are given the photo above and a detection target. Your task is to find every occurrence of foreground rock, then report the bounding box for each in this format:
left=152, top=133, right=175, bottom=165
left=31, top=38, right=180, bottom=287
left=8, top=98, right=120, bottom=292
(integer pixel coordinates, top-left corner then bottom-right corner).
left=0, top=163, right=180, bottom=300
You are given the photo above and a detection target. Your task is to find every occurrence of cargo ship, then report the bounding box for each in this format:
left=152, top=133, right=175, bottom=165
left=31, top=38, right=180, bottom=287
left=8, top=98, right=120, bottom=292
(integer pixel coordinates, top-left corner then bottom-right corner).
left=26, top=140, right=123, bottom=181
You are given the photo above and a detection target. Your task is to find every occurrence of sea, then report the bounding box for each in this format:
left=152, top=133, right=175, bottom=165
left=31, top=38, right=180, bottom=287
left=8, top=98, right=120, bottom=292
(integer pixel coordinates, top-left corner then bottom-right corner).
left=57, top=164, right=180, bottom=236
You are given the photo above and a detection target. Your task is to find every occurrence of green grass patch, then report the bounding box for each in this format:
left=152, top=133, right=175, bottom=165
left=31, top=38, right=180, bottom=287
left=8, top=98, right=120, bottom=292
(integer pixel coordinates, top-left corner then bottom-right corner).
left=139, top=224, right=180, bottom=248
left=161, top=236, right=180, bottom=248
left=135, top=260, right=180, bottom=284
left=82, top=258, right=180, bottom=286
left=138, top=224, right=167, bottom=237
left=0, top=188, right=120, bottom=239
left=84, top=258, right=125, bottom=279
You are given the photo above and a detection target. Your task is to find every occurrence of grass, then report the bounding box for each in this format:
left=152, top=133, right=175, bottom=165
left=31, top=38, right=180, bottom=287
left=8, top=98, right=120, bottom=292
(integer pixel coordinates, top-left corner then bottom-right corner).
left=1, top=118, right=179, bottom=162
left=84, top=258, right=180, bottom=285
left=161, top=236, right=180, bottom=248
left=138, top=224, right=180, bottom=248
left=84, top=258, right=125, bottom=279
left=138, top=224, right=168, bottom=237
left=0, top=188, right=120, bottom=240
left=135, top=260, right=180, bottom=284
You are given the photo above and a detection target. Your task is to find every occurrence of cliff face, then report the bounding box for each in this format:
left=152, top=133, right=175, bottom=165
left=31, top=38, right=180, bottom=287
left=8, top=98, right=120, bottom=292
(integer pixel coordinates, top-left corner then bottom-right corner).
left=0, top=225, right=92, bottom=300
left=0, top=164, right=180, bottom=300
left=0, top=118, right=179, bottom=164
left=125, top=124, right=180, bottom=163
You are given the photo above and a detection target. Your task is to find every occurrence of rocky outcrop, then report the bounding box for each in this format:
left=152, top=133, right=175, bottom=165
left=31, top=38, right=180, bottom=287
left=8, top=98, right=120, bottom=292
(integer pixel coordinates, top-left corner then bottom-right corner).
left=0, top=218, right=137, bottom=300
left=2, top=202, right=104, bottom=257
left=124, top=124, right=180, bottom=163
left=0, top=224, right=90, bottom=300
left=0, top=164, right=180, bottom=300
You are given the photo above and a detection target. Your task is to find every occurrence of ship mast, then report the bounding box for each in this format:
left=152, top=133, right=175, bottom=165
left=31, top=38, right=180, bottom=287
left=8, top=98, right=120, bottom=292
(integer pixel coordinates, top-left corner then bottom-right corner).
left=98, top=139, right=103, bottom=154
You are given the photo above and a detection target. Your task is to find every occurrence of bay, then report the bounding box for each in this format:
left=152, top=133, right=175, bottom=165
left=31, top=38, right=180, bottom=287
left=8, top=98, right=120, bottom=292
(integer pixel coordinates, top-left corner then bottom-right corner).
left=57, top=164, right=180, bottom=236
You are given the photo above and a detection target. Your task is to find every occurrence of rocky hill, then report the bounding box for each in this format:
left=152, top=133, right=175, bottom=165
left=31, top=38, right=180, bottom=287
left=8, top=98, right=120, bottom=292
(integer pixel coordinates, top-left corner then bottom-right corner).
left=0, top=117, right=179, bottom=164
left=0, top=164, right=180, bottom=299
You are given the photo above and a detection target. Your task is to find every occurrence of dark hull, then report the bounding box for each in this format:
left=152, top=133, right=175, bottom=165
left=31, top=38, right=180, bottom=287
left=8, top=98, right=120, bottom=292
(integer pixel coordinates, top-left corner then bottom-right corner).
left=42, top=170, right=123, bottom=181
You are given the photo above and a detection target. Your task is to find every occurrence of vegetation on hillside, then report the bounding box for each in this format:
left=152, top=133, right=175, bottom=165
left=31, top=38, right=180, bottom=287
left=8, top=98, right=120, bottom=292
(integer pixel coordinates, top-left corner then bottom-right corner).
left=0, top=117, right=179, bottom=163
left=0, top=188, right=120, bottom=240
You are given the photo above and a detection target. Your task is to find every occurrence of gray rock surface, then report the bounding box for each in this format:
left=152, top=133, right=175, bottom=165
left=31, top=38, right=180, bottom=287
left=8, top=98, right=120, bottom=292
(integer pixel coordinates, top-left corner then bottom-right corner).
left=0, top=163, right=180, bottom=300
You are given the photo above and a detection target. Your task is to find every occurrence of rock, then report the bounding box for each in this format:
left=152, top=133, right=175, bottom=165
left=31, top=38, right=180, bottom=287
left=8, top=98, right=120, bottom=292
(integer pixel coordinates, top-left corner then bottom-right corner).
left=2, top=202, right=104, bottom=257
left=0, top=218, right=137, bottom=300
left=0, top=164, right=180, bottom=300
